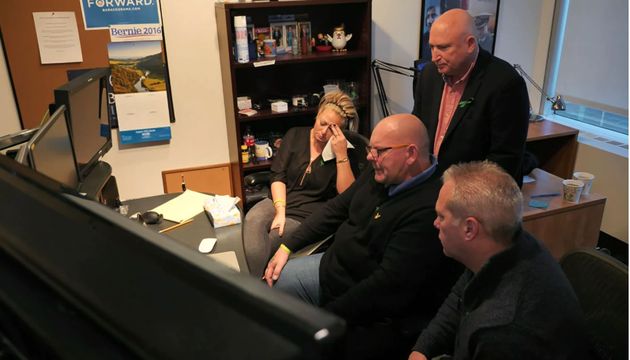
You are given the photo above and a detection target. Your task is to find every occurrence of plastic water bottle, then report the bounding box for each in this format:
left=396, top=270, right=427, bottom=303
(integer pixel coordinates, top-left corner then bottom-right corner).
left=234, top=16, right=249, bottom=64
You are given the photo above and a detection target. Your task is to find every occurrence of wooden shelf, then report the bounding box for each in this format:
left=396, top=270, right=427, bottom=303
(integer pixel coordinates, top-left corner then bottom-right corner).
left=233, top=50, right=369, bottom=69
left=239, top=101, right=366, bottom=123
left=239, top=106, right=318, bottom=122
left=242, top=160, right=272, bottom=171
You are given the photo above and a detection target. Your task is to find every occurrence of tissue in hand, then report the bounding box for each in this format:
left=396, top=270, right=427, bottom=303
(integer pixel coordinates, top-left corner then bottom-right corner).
left=204, top=195, right=241, bottom=228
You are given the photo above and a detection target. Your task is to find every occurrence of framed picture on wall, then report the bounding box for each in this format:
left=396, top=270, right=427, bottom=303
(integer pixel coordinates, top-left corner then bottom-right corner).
left=418, top=0, right=500, bottom=63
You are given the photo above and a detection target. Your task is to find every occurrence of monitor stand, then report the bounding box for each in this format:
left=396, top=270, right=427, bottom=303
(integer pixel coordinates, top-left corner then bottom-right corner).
left=78, top=161, right=119, bottom=208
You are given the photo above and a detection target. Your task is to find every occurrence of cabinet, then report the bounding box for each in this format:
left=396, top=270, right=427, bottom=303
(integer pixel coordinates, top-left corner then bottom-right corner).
left=522, top=168, right=605, bottom=259
left=526, top=120, right=578, bottom=179
left=215, top=0, right=372, bottom=200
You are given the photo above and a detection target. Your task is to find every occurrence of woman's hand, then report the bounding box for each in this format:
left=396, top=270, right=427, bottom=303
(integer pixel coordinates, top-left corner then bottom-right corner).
left=270, top=212, right=286, bottom=236
left=329, top=124, right=348, bottom=159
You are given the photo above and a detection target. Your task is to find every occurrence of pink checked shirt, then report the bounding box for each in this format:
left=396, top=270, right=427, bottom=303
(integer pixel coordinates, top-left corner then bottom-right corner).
left=433, top=61, right=476, bottom=156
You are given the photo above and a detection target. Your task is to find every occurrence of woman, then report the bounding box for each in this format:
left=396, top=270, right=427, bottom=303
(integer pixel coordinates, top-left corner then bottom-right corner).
left=244, top=91, right=366, bottom=277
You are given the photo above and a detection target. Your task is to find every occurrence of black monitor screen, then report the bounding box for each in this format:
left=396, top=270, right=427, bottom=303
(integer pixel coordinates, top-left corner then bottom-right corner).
left=54, top=68, right=111, bottom=180
left=0, top=155, right=344, bottom=359
left=23, top=105, right=80, bottom=189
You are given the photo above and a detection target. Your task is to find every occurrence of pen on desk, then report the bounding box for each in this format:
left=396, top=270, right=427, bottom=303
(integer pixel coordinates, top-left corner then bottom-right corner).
left=159, top=218, right=194, bottom=234
left=530, top=192, right=561, bottom=198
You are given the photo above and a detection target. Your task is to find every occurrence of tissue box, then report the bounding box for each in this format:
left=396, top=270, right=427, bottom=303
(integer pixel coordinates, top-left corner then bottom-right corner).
left=237, top=96, right=252, bottom=110
left=204, top=195, right=241, bottom=228
left=271, top=101, right=288, bottom=113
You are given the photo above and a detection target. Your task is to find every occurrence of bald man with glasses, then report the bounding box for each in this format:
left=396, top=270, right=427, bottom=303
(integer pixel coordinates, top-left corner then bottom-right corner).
left=264, top=114, right=461, bottom=359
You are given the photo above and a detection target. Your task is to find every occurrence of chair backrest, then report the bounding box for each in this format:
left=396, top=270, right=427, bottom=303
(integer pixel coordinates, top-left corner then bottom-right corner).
left=344, top=130, right=370, bottom=173
left=560, top=248, right=628, bottom=360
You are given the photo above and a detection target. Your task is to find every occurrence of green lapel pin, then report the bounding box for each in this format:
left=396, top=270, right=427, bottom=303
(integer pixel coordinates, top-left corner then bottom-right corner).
left=458, top=98, right=474, bottom=108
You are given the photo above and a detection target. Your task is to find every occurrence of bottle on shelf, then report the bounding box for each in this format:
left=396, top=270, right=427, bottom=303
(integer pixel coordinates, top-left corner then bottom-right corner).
left=243, top=127, right=257, bottom=164
left=234, top=16, right=249, bottom=64
left=241, top=145, right=250, bottom=164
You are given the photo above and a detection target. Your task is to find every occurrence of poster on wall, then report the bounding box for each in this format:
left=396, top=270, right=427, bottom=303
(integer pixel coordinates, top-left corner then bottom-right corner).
left=419, top=0, right=500, bottom=63
left=80, top=0, right=161, bottom=30
left=108, top=40, right=171, bottom=144
left=32, top=12, right=83, bottom=64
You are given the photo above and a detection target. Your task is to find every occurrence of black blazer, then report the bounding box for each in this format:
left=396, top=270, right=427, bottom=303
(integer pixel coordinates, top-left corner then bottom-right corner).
left=412, top=49, right=530, bottom=186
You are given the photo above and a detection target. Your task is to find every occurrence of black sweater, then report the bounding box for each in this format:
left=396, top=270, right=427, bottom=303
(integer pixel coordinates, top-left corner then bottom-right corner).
left=413, top=231, right=593, bottom=359
left=284, top=169, right=461, bottom=326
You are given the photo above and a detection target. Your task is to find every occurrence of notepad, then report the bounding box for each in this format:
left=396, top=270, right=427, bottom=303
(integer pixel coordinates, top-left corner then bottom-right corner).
left=151, top=190, right=214, bottom=223
left=207, top=251, right=240, bottom=272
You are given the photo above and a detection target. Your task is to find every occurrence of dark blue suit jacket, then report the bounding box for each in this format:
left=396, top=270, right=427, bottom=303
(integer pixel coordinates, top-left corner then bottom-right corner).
left=412, top=49, right=529, bottom=186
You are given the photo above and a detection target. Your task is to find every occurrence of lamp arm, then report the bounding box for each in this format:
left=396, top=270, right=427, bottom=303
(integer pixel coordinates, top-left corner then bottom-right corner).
left=371, top=59, right=420, bottom=118
left=513, top=64, right=553, bottom=101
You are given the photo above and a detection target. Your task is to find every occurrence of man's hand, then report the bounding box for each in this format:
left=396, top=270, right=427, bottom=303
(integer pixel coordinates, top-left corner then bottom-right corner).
left=264, top=248, right=290, bottom=287
left=408, top=351, right=428, bottom=360
left=329, top=124, right=348, bottom=159
left=270, top=212, right=286, bottom=236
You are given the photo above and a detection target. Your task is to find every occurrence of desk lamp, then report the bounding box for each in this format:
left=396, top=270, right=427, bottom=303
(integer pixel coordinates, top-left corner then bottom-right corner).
left=513, top=64, right=566, bottom=122
left=371, top=59, right=422, bottom=117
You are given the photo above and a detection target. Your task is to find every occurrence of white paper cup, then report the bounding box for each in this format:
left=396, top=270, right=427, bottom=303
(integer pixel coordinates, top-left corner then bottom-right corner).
left=573, top=171, right=595, bottom=195
left=562, top=179, right=584, bottom=203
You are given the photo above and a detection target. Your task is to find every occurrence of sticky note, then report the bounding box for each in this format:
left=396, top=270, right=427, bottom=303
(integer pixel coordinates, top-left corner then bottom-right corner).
left=528, top=199, right=549, bottom=209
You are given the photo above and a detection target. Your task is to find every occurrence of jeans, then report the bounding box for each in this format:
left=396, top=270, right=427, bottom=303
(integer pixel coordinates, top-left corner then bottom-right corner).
left=274, top=252, right=323, bottom=306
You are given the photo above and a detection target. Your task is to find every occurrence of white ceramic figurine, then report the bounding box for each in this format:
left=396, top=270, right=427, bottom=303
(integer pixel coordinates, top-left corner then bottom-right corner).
left=326, top=25, right=352, bottom=52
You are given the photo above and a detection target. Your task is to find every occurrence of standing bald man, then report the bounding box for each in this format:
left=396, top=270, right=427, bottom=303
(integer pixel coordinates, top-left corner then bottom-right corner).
left=264, top=114, right=461, bottom=359
left=412, top=9, right=529, bottom=186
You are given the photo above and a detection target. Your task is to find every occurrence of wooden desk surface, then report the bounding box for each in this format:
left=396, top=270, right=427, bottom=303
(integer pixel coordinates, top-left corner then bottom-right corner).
left=522, top=168, right=606, bottom=259
left=523, top=168, right=606, bottom=219
left=527, top=119, right=579, bottom=142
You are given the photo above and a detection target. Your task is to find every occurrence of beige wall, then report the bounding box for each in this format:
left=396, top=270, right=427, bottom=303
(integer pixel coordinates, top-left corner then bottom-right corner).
left=574, top=144, right=628, bottom=242
left=102, top=0, right=229, bottom=200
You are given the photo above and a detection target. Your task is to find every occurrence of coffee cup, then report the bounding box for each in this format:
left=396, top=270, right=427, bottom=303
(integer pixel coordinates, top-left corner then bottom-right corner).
left=562, top=179, right=584, bottom=203
left=255, top=140, right=273, bottom=161
left=572, top=171, right=595, bottom=195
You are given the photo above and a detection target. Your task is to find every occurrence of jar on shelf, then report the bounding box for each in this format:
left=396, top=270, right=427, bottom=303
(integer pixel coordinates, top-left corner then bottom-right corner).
left=241, top=145, right=250, bottom=164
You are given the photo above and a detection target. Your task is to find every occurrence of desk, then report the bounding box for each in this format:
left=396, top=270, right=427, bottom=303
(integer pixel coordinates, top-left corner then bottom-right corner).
left=124, top=193, right=249, bottom=274
left=526, top=120, right=579, bottom=179
left=522, top=168, right=606, bottom=259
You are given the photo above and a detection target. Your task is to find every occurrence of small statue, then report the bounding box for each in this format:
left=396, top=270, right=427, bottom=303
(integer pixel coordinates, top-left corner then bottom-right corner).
left=326, top=24, right=352, bottom=52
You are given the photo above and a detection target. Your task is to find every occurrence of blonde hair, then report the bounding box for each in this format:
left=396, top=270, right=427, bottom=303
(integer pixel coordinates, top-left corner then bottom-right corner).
left=317, top=91, right=359, bottom=131
left=442, top=161, right=523, bottom=243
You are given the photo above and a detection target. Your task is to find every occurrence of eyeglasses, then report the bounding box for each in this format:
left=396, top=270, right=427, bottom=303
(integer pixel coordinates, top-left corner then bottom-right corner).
left=365, top=144, right=410, bottom=160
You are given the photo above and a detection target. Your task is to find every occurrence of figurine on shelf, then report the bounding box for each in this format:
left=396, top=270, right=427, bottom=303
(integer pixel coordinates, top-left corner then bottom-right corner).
left=326, top=24, right=352, bottom=52
left=315, top=33, right=332, bottom=52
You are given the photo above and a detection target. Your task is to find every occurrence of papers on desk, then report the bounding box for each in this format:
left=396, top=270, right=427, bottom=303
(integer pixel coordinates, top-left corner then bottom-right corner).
left=151, top=190, right=213, bottom=223
left=523, top=175, right=536, bottom=184
left=207, top=251, right=240, bottom=272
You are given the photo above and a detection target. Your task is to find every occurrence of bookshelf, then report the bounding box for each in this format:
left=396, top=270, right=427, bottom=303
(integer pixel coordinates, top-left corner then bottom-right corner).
left=215, top=0, right=372, bottom=200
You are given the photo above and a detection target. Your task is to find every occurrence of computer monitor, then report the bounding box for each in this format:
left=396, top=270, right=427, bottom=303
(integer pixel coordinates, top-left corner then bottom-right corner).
left=15, top=105, right=80, bottom=189
left=0, top=154, right=345, bottom=359
left=53, top=67, right=112, bottom=180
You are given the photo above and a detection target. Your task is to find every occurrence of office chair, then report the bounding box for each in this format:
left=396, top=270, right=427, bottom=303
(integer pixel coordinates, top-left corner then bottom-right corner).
left=560, top=248, right=628, bottom=360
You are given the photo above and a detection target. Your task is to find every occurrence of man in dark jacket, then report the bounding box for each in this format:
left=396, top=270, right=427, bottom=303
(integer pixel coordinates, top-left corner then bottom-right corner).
left=264, top=113, right=461, bottom=359
left=409, top=161, right=593, bottom=360
left=412, top=9, right=529, bottom=186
